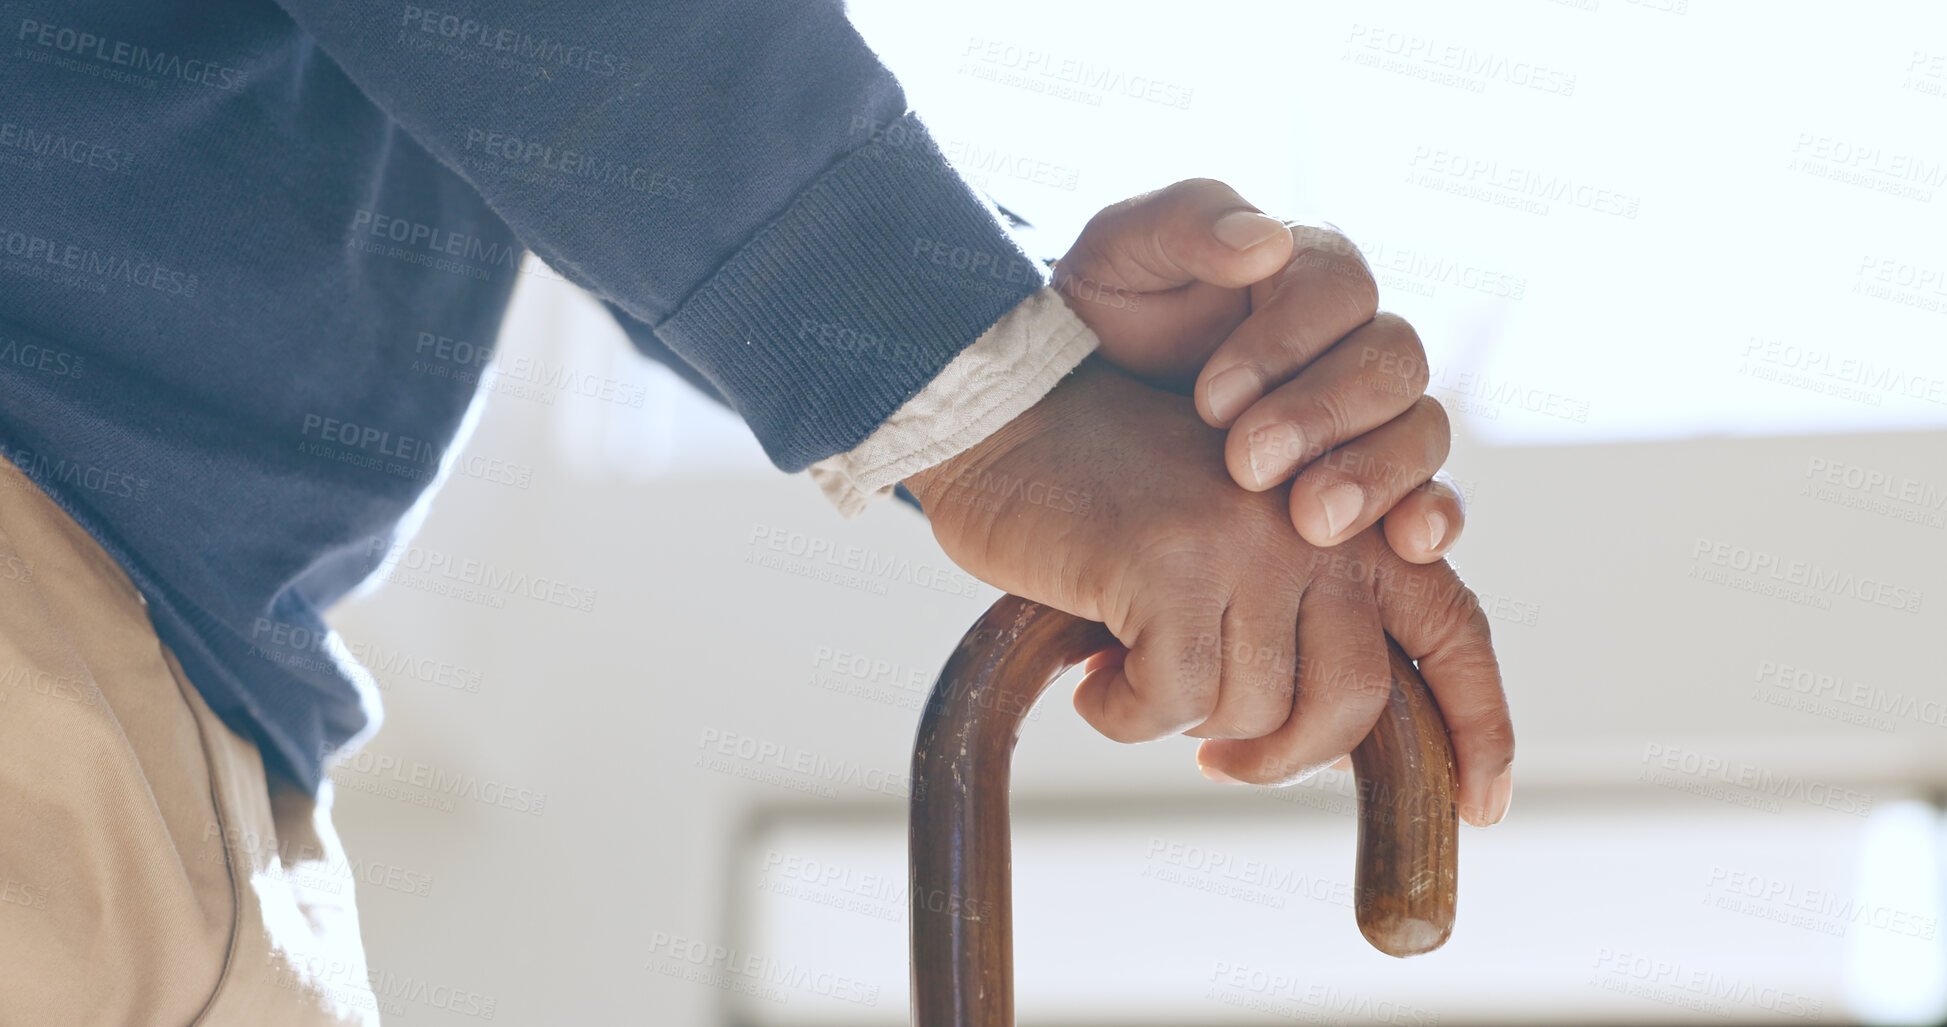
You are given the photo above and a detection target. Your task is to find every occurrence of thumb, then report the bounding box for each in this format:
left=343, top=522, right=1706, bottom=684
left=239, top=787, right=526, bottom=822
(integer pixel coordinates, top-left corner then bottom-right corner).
left=1059, top=178, right=1295, bottom=293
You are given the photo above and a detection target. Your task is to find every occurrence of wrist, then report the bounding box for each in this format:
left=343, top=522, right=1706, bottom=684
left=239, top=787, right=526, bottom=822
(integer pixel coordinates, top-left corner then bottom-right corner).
left=899, top=416, right=1015, bottom=539
left=903, top=356, right=1101, bottom=525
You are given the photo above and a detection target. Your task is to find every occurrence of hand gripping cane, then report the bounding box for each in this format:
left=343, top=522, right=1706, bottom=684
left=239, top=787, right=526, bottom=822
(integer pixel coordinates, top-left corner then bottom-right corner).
left=909, top=596, right=1458, bottom=1026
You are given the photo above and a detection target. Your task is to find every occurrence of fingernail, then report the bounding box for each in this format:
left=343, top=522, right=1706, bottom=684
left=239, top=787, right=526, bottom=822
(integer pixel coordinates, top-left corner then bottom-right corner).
left=1424, top=510, right=1448, bottom=553
left=1319, top=482, right=1365, bottom=542
left=1477, top=768, right=1514, bottom=826
left=1213, top=210, right=1285, bottom=252
left=1199, top=763, right=1244, bottom=785
left=1246, top=424, right=1304, bottom=489
left=1205, top=366, right=1261, bottom=424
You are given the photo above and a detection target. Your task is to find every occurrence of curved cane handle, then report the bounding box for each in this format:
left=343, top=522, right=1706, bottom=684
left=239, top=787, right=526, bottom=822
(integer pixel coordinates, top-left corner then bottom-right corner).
left=910, top=597, right=1457, bottom=1027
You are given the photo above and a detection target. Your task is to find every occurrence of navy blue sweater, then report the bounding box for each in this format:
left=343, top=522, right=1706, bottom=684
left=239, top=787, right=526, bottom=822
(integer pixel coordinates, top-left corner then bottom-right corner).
left=0, top=0, right=1044, bottom=791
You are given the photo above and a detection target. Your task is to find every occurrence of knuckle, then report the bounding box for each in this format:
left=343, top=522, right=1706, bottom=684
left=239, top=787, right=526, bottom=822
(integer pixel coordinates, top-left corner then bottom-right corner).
left=1154, top=631, right=1223, bottom=717
left=1371, top=315, right=1427, bottom=382
left=1349, top=323, right=1426, bottom=403
left=1440, top=611, right=1498, bottom=671
left=1174, top=631, right=1225, bottom=688
left=1120, top=663, right=1214, bottom=739
left=1222, top=625, right=1297, bottom=687
left=1056, top=238, right=1112, bottom=281
left=1383, top=311, right=1426, bottom=352
left=1166, top=177, right=1232, bottom=205
left=1354, top=364, right=1423, bottom=408
left=1371, top=311, right=1416, bottom=335
left=1428, top=577, right=1488, bottom=635
left=1344, top=268, right=1381, bottom=320
left=1077, top=200, right=1127, bottom=239
left=1465, top=716, right=1517, bottom=769
left=1126, top=560, right=1230, bottom=716
left=1415, top=394, right=1451, bottom=436
left=1305, top=387, right=1363, bottom=447
left=1397, top=348, right=1431, bottom=398
left=1288, top=228, right=1377, bottom=311
left=1304, top=546, right=1383, bottom=607
left=1323, top=266, right=1380, bottom=326
left=1397, top=360, right=1431, bottom=400
left=1372, top=559, right=1451, bottom=622
left=1174, top=176, right=1229, bottom=192
left=1323, top=229, right=1370, bottom=267
left=1406, top=400, right=1452, bottom=471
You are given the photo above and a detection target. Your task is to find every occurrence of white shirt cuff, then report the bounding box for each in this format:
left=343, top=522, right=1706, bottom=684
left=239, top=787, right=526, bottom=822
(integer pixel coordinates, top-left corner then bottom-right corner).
left=808, top=286, right=1097, bottom=518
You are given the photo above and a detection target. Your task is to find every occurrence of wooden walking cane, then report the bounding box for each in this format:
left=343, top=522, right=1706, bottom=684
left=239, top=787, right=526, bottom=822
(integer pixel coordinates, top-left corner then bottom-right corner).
left=909, top=595, right=1458, bottom=1026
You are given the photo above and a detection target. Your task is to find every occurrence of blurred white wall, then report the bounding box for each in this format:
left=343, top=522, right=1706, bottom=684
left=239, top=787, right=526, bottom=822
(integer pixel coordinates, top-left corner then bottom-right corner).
left=323, top=272, right=1947, bottom=1026
left=321, top=0, right=1947, bottom=1023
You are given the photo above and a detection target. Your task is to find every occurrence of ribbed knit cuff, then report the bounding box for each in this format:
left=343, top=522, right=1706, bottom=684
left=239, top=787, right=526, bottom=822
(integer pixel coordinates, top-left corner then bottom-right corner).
left=654, top=111, right=1047, bottom=472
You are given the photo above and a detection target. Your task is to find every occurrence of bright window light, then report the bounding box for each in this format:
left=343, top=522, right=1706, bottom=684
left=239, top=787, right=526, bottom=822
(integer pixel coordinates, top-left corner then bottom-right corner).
left=1844, top=799, right=1947, bottom=1024
left=846, top=0, right=1947, bottom=447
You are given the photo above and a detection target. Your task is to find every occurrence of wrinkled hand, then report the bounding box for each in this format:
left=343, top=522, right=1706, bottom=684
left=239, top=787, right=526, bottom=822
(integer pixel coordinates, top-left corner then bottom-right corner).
left=1056, top=179, right=1462, bottom=562
left=904, top=359, right=1514, bottom=826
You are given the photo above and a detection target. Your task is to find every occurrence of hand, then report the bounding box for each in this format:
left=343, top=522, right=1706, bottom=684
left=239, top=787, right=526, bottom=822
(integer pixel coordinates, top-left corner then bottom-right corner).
left=1055, top=179, right=1463, bottom=562
left=904, top=359, right=1514, bottom=826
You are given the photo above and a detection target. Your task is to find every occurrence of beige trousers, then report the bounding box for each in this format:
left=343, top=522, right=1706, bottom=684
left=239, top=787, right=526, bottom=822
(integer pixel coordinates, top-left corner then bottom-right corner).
left=0, top=456, right=378, bottom=1026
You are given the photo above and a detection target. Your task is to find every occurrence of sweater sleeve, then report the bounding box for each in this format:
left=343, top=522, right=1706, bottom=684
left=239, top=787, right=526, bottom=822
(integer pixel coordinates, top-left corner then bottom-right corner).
left=606, top=286, right=1098, bottom=518
left=270, top=0, right=1048, bottom=469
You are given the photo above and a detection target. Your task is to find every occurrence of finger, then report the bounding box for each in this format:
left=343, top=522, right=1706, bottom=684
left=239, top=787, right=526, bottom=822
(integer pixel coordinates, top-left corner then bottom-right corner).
left=1053, top=178, right=1286, bottom=383
left=1061, top=178, right=1295, bottom=294
left=1382, top=474, right=1468, bottom=564
left=1196, top=224, right=1380, bottom=426
left=1223, top=314, right=1430, bottom=494
left=1053, top=276, right=1248, bottom=385
left=1184, top=592, right=1300, bottom=740
left=1286, top=395, right=1452, bottom=548
left=1081, top=646, right=1129, bottom=677
left=1372, top=555, right=1514, bottom=827
left=1195, top=586, right=1391, bottom=785
left=1074, top=600, right=1225, bottom=743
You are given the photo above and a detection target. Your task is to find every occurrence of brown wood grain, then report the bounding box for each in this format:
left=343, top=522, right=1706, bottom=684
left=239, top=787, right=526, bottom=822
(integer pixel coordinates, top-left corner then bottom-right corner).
left=909, top=596, right=1458, bottom=1026
left=1350, top=638, right=1460, bottom=958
